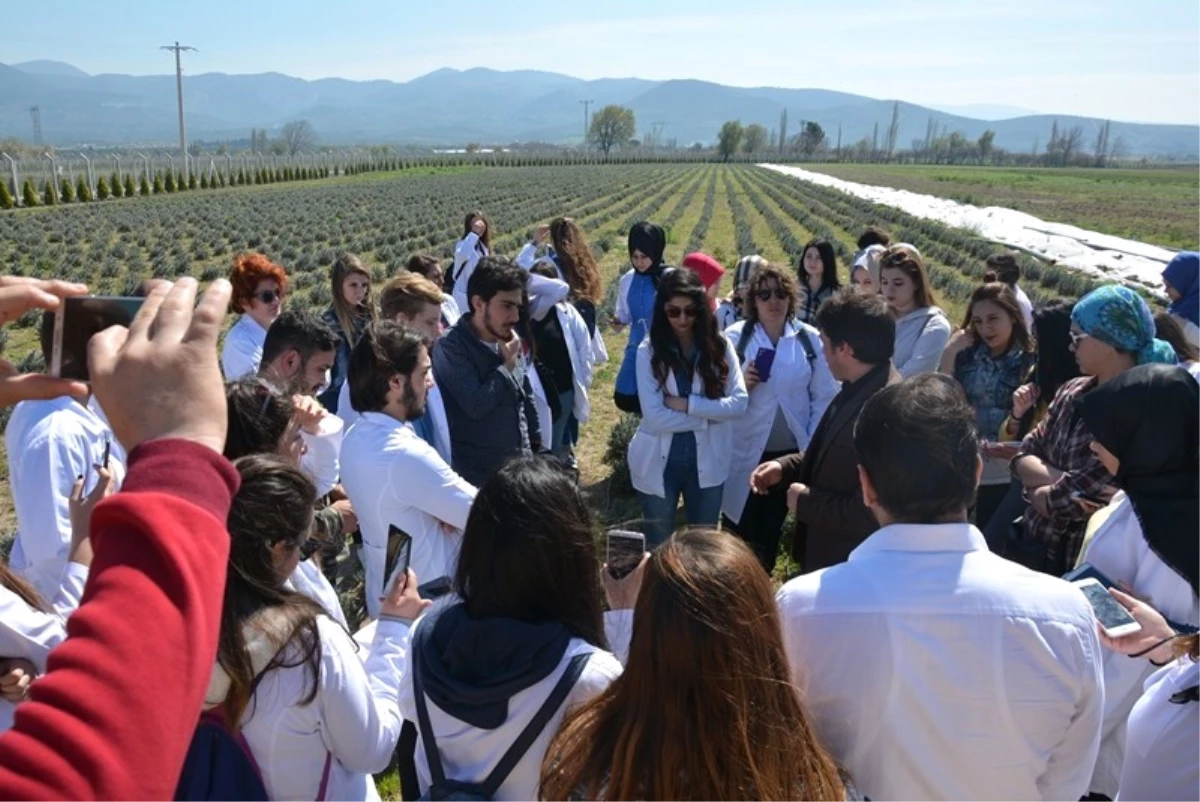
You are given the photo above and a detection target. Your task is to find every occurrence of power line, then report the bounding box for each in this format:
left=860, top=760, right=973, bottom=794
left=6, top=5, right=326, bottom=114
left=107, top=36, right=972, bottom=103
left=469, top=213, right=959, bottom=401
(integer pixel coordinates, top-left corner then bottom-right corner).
left=160, top=41, right=197, bottom=173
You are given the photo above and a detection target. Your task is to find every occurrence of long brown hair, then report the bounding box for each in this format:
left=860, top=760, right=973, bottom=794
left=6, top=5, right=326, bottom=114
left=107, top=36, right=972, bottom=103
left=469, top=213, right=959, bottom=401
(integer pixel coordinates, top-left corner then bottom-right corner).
left=649, top=269, right=730, bottom=398
left=541, top=528, right=844, bottom=801
left=0, top=561, right=48, bottom=613
left=219, top=455, right=325, bottom=728
left=549, top=217, right=602, bottom=303
left=329, top=253, right=377, bottom=344
left=962, top=282, right=1034, bottom=354
left=881, top=244, right=938, bottom=310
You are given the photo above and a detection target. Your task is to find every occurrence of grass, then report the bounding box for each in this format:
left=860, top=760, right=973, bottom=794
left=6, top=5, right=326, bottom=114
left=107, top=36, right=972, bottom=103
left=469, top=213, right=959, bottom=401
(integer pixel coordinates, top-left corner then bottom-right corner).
left=800, top=163, right=1200, bottom=250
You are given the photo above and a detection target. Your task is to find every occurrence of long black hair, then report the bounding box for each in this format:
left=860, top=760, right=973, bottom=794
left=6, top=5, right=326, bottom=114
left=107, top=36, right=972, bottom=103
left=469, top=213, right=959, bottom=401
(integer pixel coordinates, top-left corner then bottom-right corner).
left=455, top=456, right=607, bottom=649
left=649, top=268, right=730, bottom=399
left=801, top=239, right=841, bottom=293
left=1031, top=302, right=1080, bottom=402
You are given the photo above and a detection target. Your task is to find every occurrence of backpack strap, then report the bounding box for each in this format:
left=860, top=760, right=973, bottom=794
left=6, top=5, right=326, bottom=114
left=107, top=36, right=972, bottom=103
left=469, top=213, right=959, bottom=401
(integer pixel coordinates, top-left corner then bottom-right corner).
left=478, top=653, right=591, bottom=799
left=315, top=751, right=332, bottom=801
left=795, top=326, right=817, bottom=365
left=735, top=322, right=755, bottom=363
left=412, top=651, right=592, bottom=799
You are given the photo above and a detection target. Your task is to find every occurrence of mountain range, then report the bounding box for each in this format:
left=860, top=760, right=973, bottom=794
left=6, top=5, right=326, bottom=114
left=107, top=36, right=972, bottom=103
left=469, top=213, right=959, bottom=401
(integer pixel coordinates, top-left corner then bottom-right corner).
left=1, top=60, right=1196, bottom=157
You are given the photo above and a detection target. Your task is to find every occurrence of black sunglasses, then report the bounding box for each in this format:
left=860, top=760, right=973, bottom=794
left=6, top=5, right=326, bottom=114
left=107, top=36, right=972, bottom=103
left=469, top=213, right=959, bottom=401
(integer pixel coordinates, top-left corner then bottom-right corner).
left=755, top=288, right=789, bottom=302
left=665, top=306, right=698, bottom=320
left=254, top=289, right=284, bottom=304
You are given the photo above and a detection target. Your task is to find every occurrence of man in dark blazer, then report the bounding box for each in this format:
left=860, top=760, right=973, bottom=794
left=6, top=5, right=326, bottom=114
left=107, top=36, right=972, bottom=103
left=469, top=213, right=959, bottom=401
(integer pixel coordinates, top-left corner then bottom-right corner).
left=751, top=291, right=900, bottom=572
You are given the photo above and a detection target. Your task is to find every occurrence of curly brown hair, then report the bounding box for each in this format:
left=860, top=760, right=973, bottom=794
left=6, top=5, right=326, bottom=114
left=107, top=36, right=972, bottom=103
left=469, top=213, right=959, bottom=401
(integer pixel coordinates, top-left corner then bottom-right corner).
left=741, top=262, right=798, bottom=329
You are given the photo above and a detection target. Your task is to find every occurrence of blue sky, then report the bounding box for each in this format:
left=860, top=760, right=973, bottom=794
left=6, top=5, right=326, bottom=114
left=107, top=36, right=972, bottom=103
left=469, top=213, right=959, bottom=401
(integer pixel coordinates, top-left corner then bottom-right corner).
left=5, top=0, right=1198, bottom=124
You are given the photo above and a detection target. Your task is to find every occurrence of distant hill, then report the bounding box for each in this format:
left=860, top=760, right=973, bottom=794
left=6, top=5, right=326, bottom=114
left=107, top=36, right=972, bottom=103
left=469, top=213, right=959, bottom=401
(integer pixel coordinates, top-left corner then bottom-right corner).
left=0, top=61, right=1195, bottom=157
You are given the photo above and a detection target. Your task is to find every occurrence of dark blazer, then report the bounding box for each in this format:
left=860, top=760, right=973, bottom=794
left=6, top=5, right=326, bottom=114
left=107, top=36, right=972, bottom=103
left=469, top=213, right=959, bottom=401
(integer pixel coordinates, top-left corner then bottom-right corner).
left=431, top=314, right=542, bottom=488
left=778, top=361, right=901, bottom=572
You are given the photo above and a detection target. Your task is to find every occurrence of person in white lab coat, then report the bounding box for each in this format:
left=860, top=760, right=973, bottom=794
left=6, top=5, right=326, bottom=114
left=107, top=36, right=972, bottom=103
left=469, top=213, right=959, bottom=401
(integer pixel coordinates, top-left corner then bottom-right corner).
left=721, top=263, right=838, bottom=571
left=449, top=211, right=492, bottom=317
left=0, top=468, right=112, bottom=732
left=777, top=374, right=1104, bottom=801
left=221, top=252, right=288, bottom=379
left=341, top=322, right=476, bottom=621
left=628, top=269, right=748, bottom=546
left=527, top=263, right=595, bottom=458
left=223, top=378, right=351, bottom=628
left=206, top=454, right=429, bottom=801
left=879, top=244, right=952, bottom=378
left=5, top=313, right=126, bottom=600
left=1073, top=363, right=1199, bottom=799
left=400, top=455, right=622, bottom=802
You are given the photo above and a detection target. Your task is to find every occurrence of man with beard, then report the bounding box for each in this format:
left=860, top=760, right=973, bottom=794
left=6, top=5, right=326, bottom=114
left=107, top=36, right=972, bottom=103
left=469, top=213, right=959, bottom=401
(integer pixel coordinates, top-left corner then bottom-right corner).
left=340, top=321, right=476, bottom=620
left=432, top=256, right=545, bottom=486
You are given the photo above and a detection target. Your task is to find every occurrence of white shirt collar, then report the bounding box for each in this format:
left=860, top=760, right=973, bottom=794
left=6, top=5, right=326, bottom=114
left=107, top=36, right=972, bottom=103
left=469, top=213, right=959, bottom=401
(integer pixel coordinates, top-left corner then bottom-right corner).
left=850, top=521, right=988, bottom=560
left=359, top=410, right=414, bottom=435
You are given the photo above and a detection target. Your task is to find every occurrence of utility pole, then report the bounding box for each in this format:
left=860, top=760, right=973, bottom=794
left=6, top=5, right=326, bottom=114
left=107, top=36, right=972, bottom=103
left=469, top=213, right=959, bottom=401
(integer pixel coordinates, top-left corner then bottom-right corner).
left=161, top=41, right=197, bottom=174
left=29, top=106, right=43, bottom=147
left=650, top=121, right=667, bottom=152
left=579, top=99, right=595, bottom=147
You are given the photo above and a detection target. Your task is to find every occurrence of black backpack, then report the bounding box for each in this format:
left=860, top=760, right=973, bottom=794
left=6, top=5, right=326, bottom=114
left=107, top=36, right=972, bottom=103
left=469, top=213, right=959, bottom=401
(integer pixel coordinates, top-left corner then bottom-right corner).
left=413, top=652, right=591, bottom=801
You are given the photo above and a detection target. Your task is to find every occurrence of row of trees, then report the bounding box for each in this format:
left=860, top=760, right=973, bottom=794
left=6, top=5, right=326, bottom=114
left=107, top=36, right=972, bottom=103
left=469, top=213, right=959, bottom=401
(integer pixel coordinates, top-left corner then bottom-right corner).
left=714, top=102, right=1131, bottom=167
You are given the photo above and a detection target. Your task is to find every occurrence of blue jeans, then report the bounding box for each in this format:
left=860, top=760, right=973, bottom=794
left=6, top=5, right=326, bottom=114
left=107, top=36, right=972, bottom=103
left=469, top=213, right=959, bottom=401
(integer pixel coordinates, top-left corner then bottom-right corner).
left=550, top=389, right=575, bottom=457
left=637, top=432, right=724, bottom=547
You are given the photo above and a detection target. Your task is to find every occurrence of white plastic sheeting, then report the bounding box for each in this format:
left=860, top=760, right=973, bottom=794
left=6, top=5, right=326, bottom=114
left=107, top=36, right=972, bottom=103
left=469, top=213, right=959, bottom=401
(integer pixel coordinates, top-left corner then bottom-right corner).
left=759, top=163, right=1178, bottom=295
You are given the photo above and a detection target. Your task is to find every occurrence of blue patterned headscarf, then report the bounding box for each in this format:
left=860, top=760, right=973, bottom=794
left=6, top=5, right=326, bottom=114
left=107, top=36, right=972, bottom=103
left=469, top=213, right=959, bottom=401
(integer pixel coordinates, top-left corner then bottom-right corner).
left=1163, top=251, right=1199, bottom=327
left=1072, top=285, right=1177, bottom=365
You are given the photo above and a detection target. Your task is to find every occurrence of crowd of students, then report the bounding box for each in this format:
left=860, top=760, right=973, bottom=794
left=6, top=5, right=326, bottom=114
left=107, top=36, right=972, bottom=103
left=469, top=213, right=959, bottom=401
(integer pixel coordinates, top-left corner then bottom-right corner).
left=0, top=207, right=1195, bottom=801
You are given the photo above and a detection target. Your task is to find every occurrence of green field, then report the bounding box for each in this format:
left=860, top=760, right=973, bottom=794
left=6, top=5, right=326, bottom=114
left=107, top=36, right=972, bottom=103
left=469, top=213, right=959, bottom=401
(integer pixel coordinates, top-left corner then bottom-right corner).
left=801, top=163, right=1200, bottom=250
left=0, top=162, right=1128, bottom=538
left=0, top=161, right=1170, bottom=798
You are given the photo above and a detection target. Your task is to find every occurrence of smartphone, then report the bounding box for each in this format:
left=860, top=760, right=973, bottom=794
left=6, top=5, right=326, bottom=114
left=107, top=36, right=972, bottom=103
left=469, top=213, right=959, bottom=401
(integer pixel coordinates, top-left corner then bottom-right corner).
left=384, top=524, right=412, bottom=591
left=52, top=296, right=145, bottom=381
left=606, top=529, right=646, bottom=579
left=753, top=348, right=776, bottom=382
left=1062, top=562, right=1116, bottom=588
left=417, top=576, right=453, bottom=600
left=1073, top=577, right=1141, bottom=637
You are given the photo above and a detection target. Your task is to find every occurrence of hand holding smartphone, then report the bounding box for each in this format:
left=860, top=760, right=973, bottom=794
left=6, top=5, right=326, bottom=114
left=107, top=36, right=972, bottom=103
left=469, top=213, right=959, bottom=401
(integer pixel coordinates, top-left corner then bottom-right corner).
left=1074, top=577, right=1141, bottom=637
left=753, top=348, right=776, bottom=383
left=51, top=296, right=145, bottom=381
left=385, top=524, right=412, bottom=592
left=606, top=529, right=646, bottom=579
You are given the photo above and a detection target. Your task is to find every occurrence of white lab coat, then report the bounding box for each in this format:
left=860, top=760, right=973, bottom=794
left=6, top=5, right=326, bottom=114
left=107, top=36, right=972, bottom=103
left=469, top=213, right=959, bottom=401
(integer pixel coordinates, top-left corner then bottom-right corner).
left=628, top=336, right=748, bottom=498
left=340, top=413, right=475, bottom=620
left=0, top=562, right=88, bottom=732
left=542, top=301, right=596, bottom=424
left=300, top=413, right=344, bottom=498
left=1077, top=491, right=1199, bottom=798
left=450, top=233, right=489, bottom=316
left=720, top=320, right=839, bottom=523
left=210, top=614, right=408, bottom=801
left=288, top=559, right=348, bottom=630
left=4, top=396, right=126, bottom=600
left=338, top=381, right=453, bottom=467
left=221, top=314, right=269, bottom=379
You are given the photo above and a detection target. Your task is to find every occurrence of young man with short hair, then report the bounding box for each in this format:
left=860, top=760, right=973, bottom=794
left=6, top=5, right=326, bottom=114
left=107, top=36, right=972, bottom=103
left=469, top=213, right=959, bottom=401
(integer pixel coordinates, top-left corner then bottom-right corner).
left=431, top=256, right=544, bottom=487
left=750, top=290, right=899, bottom=571
left=776, top=373, right=1104, bottom=801
left=339, top=321, right=476, bottom=620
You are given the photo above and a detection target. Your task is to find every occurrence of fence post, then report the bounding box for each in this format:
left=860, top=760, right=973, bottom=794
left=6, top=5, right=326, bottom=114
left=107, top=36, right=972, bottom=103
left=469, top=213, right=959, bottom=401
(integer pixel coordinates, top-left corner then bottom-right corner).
left=1, top=153, right=17, bottom=204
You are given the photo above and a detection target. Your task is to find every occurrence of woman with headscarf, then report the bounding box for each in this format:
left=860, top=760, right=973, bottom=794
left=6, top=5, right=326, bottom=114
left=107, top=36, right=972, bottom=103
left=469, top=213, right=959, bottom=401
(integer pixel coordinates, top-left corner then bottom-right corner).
left=611, top=222, right=670, bottom=414
left=1162, top=251, right=1199, bottom=348
left=1011, top=284, right=1177, bottom=575
left=1072, top=364, right=1199, bottom=800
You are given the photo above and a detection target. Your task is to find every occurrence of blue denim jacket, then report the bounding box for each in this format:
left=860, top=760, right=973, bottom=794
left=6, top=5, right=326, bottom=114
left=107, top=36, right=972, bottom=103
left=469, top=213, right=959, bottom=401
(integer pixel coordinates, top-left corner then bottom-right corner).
left=954, top=343, right=1034, bottom=441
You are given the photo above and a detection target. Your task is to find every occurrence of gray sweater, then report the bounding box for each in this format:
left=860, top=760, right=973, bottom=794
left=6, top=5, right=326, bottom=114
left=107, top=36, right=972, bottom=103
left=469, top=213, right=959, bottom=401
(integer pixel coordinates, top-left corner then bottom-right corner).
left=431, top=315, right=542, bottom=487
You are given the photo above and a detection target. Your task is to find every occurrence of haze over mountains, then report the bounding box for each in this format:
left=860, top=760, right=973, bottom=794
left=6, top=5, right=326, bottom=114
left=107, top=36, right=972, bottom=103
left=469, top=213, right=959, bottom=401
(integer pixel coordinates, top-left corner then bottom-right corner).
left=2, top=60, right=1196, bottom=157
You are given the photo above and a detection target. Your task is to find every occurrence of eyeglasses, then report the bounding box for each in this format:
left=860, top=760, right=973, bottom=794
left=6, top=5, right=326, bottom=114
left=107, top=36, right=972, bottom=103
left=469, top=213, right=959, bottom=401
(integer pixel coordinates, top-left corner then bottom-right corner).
left=665, top=306, right=698, bottom=320
left=299, top=534, right=322, bottom=560
left=1069, top=330, right=1090, bottom=346
left=755, top=288, right=789, bottom=302
left=254, top=289, right=284, bottom=304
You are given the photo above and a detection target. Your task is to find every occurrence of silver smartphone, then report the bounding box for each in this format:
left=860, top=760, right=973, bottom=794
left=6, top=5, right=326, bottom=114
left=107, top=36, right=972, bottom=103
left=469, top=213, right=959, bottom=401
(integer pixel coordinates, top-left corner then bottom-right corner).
left=1073, top=578, right=1141, bottom=638
left=606, top=529, right=646, bottom=579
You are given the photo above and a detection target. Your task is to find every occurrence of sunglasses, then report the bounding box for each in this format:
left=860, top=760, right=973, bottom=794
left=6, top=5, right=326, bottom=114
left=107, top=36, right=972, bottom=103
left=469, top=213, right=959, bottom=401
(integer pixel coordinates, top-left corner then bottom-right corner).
left=299, top=534, right=322, bottom=560
left=755, top=288, right=789, bottom=302
left=882, top=251, right=917, bottom=268
left=254, top=289, right=284, bottom=304
left=665, top=306, right=698, bottom=320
